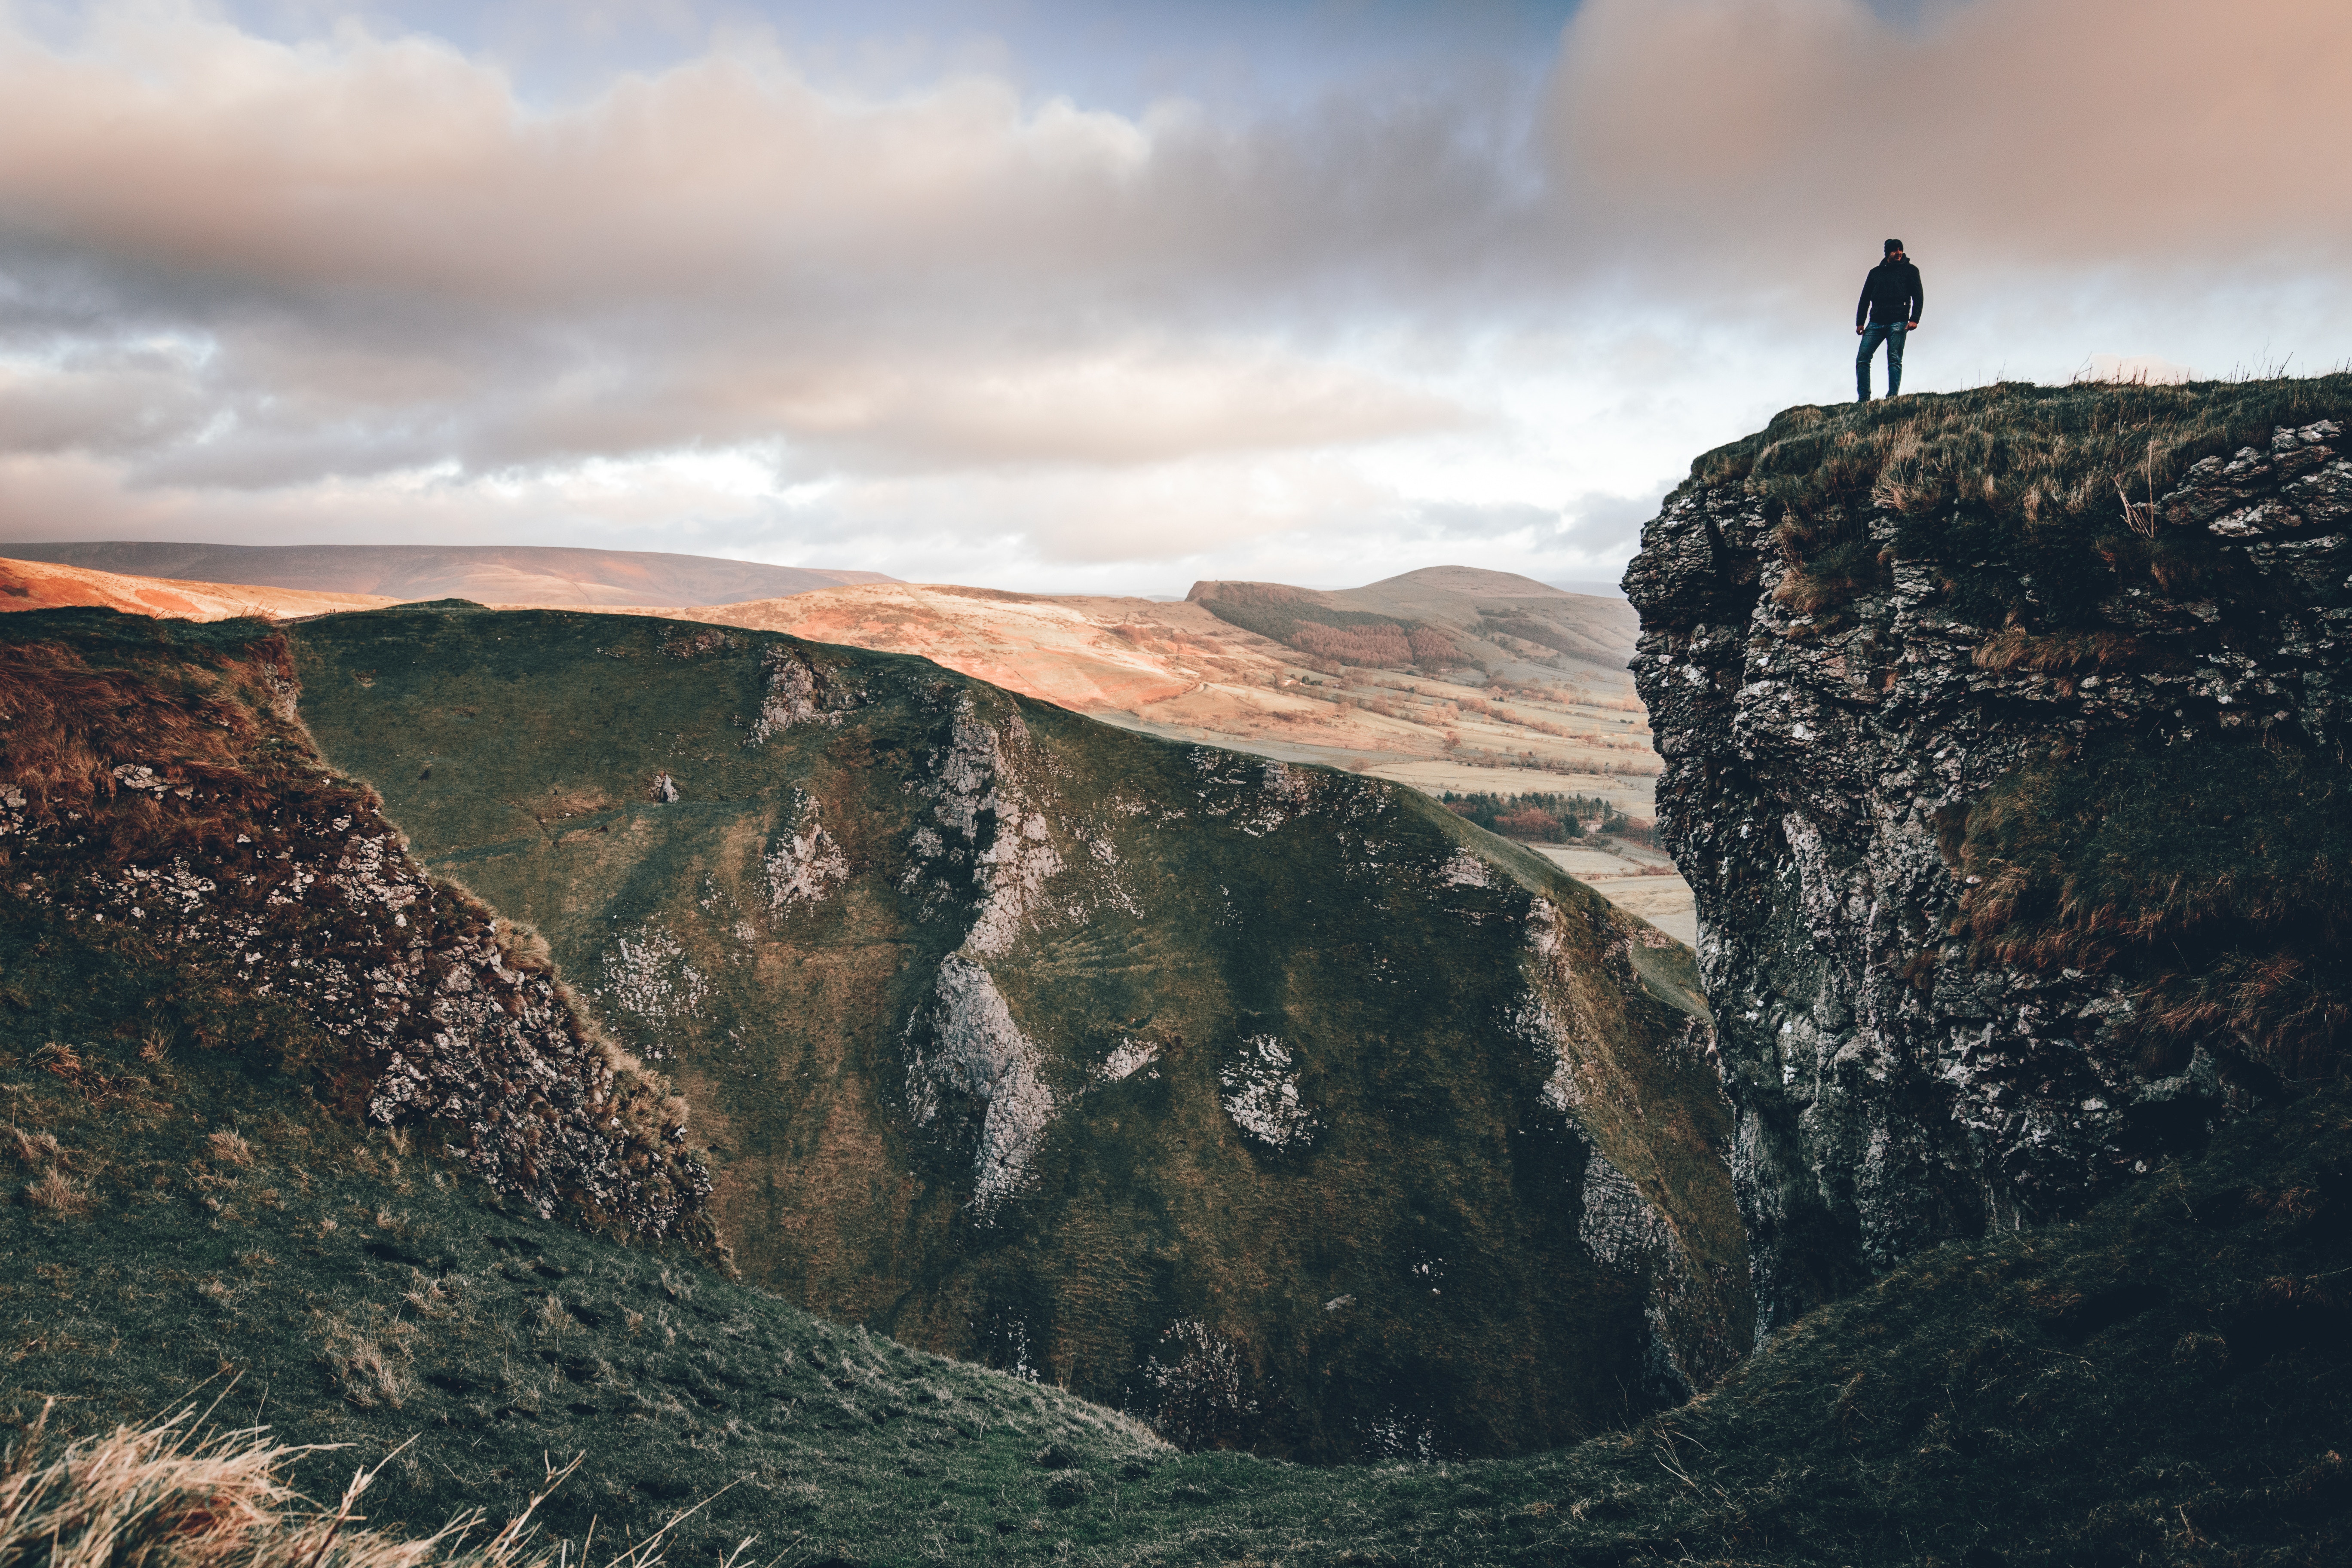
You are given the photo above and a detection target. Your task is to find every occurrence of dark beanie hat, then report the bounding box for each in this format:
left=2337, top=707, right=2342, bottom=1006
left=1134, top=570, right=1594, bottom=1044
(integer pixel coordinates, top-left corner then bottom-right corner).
left=1885, top=238, right=1905, bottom=254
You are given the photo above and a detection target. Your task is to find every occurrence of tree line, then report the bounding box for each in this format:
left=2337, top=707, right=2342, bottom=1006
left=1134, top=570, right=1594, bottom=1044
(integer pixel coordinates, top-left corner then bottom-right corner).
left=1439, top=790, right=1635, bottom=842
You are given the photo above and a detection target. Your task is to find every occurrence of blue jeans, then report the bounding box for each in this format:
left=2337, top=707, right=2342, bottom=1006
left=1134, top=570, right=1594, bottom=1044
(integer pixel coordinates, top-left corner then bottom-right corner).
left=1856, top=322, right=1906, bottom=400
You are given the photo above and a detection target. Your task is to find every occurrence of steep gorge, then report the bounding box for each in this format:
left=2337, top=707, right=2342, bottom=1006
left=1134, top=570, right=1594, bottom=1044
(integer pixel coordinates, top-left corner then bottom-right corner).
left=285, top=605, right=1743, bottom=1460
left=0, top=602, right=1749, bottom=1463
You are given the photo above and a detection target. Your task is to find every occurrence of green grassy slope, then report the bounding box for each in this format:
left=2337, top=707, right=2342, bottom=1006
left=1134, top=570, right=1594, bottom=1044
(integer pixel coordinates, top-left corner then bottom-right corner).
left=283, top=603, right=1743, bottom=1461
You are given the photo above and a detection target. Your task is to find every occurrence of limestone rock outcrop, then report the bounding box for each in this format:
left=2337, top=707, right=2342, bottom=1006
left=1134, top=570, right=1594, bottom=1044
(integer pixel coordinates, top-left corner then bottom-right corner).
left=1628, top=394, right=2352, bottom=1332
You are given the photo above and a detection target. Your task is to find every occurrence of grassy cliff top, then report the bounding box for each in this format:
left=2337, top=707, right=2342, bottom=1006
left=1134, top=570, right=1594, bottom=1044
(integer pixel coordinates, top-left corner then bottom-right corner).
left=1690, top=373, right=2352, bottom=523
left=1655, top=375, right=2347, bottom=654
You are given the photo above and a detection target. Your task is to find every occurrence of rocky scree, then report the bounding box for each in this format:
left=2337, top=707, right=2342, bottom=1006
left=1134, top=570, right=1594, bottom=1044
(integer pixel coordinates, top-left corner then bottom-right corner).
left=1627, top=381, right=2352, bottom=1333
left=0, top=612, right=710, bottom=1240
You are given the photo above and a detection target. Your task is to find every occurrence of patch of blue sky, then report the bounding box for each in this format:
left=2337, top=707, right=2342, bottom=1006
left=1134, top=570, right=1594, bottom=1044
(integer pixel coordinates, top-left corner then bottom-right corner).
left=200, top=0, right=1586, bottom=113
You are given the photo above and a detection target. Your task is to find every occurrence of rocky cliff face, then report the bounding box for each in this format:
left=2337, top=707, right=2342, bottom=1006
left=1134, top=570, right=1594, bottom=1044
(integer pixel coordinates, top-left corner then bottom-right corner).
left=1627, top=382, right=2352, bottom=1331
left=0, top=615, right=712, bottom=1240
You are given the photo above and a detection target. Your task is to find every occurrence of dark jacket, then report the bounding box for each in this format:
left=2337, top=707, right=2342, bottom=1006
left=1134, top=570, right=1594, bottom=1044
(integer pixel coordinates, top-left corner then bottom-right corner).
left=1856, top=258, right=1923, bottom=329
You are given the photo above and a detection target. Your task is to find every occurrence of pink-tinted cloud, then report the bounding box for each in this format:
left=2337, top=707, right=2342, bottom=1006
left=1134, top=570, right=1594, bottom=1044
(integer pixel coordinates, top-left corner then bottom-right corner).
left=0, top=6, right=1500, bottom=484
left=1548, top=0, right=2352, bottom=276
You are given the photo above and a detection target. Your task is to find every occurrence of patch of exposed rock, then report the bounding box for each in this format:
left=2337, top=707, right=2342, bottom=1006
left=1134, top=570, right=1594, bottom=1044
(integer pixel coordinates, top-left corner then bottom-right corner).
left=745, top=643, right=861, bottom=744
left=905, top=952, right=1057, bottom=1216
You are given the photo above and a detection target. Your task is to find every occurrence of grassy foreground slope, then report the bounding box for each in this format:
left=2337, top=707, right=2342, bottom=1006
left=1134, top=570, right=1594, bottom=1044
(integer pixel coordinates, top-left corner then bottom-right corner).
left=0, top=919, right=1171, bottom=1567
left=285, top=603, right=1740, bottom=1461
left=6, top=914, right=2348, bottom=1567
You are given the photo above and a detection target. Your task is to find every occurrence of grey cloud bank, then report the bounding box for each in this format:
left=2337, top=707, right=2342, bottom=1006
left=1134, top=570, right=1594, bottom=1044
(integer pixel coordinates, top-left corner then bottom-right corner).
left=2, top=0, right=2348, bottom=592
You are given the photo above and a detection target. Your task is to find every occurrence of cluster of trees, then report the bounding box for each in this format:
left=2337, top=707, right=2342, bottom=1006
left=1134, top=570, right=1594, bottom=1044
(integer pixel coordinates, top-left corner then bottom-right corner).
left=1441, top=791, right=1634, bottom=842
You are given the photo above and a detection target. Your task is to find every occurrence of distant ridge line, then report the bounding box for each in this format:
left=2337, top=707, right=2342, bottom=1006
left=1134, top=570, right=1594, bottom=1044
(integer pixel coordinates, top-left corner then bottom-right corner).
left=2, top=542, right=892, bottom=609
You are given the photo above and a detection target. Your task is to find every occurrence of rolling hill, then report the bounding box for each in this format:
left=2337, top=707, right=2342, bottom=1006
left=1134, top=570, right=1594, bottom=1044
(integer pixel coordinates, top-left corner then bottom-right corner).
left=1188, top=567, right=1638, bottom=685
left=2, top=542, right=890, bottom=608
left=1, top=554, right=402, bottom=620
left=611, top=583, right=1656, bottom=790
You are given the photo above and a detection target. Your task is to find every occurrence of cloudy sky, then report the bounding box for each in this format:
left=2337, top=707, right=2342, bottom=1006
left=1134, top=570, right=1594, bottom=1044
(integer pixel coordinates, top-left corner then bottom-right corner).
left=2, top=0, right=2348, bottom=594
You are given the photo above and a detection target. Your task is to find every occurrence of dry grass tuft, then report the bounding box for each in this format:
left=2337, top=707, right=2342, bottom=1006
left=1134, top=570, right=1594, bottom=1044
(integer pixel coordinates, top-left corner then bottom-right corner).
left=5, top=1125, right=63, bottom=1168
left=317, top=1319, right=414, bottom=1412
left=0, top=1400, right=716, bottom=1568
left=1970, top=627, right=2167, bottom=676
left=206, top=1131, right=255, bottom=1168
left=490, top=919, right=554, bottom=974
left=401, top=1275, right=458, bottom=1322
left=24, top=1170, right=90, bottom=1214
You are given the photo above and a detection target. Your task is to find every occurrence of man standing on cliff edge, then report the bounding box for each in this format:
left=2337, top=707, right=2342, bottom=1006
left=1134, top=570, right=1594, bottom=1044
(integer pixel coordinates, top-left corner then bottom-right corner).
left=1856, top=239, right=1923, bottom=401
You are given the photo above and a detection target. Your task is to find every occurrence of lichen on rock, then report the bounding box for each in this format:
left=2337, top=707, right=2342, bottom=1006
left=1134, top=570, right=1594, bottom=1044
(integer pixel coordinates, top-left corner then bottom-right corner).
left=1097, top=1038, right=1161, bottom=1083
left=595, top=920, right=709, bottom=1047
left=1439, top=850, right=1491, bottom=890
left=744, top=643, right=860, bottom=745
left=763, top=795, right=849, bottom=910
left=907, top=693, right=1072, bottom=955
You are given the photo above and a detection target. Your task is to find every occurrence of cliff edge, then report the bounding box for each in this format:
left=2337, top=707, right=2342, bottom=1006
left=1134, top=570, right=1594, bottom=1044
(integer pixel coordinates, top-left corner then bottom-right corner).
left=1627, top=376, right=2352, bottom=1331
